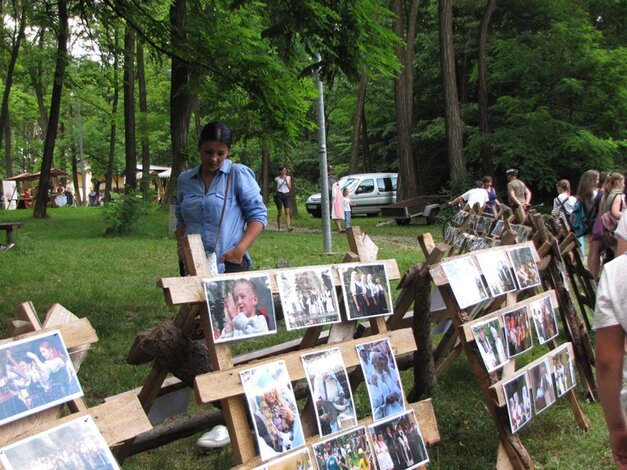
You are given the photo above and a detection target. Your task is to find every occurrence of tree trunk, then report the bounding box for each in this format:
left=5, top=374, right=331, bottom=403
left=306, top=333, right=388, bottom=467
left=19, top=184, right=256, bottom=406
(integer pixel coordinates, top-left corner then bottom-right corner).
left=34, top=0, right=69, bottom=219
left=391, top=0, right=421, bottom=201
left=478, top=0, right=496, bottom=176
left=137, top=41, right=150, bottom=199
left=361, top=106, right=371, bottom=172
left=165, top=0, right=193, bottom=206
left=4, top=118, right=10, bottom=174
left=0, top=4, right=26, bottom=177
left=439, top=0, right=466, bottom=187
left=123, top=25, right=137, bottom=192
left=349, top=75, right=368, bottom=174
left=29, top=30, right=49, bottom=136
left=105, top=27, right=120, bottom=203
left=261, top=141, right=270, bottom=204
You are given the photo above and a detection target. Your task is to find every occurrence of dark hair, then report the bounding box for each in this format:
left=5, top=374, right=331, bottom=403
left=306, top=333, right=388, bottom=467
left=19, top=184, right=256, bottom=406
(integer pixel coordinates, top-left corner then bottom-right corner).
left=482, top=175, right=493, bottom=184
left=475, top=180, right=484, bottom=188
left=198, top=121, right=233, bottom=149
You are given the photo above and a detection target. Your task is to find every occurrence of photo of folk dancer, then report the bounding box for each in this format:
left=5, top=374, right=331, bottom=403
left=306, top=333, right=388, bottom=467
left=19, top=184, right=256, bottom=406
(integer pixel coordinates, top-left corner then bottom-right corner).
left=475, top=250, right=517, bottom=297
left=241, top=360, right=305, bottom=462
left=0, top=331, right=83, bottom=427
left=311, top=426, right=375, bottom=470
left=441, top=257, right=489, bottom=310
left=339, top=263, right=393, bottom=320
left=503, top=372, right=533, bottom=433
left=203, top=274, right=276, bottom=343
left=507, top=245, right=542, bottom=290
left=529, top=359, right=557, bottom=415
left=301, top=348, right=357, bottom=437
left=0, top=415, right=119, bottom=470
left=471, top=317, right=509, bottom=373
left=356, top=338, right=406, bottom=420
left=368, top=410, right=429, bottom=470
left=276, top=268, right=341, bottom=330
left=552, top=344, right=577, bottom=397
left=529, top=295, right=559, bottom=345
left=502, top=306, right=534, bottom=357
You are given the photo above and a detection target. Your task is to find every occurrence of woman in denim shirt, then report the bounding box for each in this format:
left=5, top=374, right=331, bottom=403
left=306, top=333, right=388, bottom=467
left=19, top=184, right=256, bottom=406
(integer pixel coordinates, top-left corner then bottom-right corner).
left=175, top=121, right=267, bottom=274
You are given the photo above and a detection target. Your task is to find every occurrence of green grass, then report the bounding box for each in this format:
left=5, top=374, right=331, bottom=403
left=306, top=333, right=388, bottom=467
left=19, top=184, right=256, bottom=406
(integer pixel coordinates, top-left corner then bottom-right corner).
left=0, top=204, right=613, bottom=469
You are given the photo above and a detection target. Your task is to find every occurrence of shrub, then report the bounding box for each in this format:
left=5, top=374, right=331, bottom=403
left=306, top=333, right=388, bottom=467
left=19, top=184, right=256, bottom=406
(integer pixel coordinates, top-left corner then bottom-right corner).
left=102, top=190, right=155, bottom=236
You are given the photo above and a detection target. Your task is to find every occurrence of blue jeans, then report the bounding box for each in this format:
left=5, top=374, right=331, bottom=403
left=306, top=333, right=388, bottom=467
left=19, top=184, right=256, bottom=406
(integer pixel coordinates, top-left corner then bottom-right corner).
left=345, top=211, right=352, bottom=228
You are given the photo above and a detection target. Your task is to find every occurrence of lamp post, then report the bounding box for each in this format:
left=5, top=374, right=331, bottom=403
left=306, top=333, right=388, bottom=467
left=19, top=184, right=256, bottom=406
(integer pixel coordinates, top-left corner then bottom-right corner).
left=315, top=53, right=332, bottom=253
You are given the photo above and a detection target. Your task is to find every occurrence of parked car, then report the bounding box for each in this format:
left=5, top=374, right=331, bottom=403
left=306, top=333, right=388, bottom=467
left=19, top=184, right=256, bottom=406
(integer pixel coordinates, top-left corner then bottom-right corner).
left=306, top=172, right=398, bottom=218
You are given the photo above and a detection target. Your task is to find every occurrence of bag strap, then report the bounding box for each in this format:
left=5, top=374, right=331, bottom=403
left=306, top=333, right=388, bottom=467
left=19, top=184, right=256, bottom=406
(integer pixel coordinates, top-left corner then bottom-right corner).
left=211, top=169, right=233, bottom=253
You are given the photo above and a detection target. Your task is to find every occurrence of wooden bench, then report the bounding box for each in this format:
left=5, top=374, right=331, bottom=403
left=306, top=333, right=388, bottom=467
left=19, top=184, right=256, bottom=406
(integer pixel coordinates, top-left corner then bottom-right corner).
left=0, top=222, right=23, bottom=251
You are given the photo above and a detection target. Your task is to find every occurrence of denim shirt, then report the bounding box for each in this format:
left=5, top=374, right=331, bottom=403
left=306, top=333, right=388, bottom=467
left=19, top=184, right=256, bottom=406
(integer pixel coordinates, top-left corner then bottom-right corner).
left=175, top=160, right=267, bottom=272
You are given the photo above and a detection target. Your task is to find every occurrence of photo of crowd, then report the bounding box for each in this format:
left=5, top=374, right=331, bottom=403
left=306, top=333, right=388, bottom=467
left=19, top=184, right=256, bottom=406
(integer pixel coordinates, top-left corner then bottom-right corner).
left=241, top=361, right=305, bottom=461
left=503, top=372, right=532, bottom=433
left=277, top=268, right=341, bottom=330
left=356, top=338, right=405, bottom=420
left=502, top=306, right=534, bottom=357
left=552, top=345, right=577, bottom=397
left=204, top=274, right=277, bottom=343
left=0, top=331, right=83, bottom=427
left=471, top=317, right=509, bottom=373
left=507, top=246, right=541, bottom=290
left=301, top=348, right=357, bottom=437
left=339, top=263, right=392, bottom=320
left=311, top=427, right=375, bottom=470
left=475, top=250, right=517, bottom=297
left=441, top=257, right=489, bottom=310
left=253, top=447, right=314, bottom=470
left=529, top=359, right=557, bottom=415
left=529, top=296, right=559, bottom=345
left=0, top=415, right=119, bottom=470
left=368, top=410, right=429, bottom=470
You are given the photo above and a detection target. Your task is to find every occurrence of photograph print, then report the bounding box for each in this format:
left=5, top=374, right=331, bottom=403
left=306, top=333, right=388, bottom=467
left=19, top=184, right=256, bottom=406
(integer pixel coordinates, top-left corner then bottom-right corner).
left=502, top=372, right=532, bottom=433
left=240, top=360, right=305, bottom=461
left=0, top=330, right=83, bottom=427
left=368, top=409, right=429, bottom=470
left=276, top=267, right=341, bottom=331
left=529, top=295, right=559, bottom=345
left=203, top=273, right=277, bottom=343
left=552, top=344, right=577, bottom=397
left=441, top=257, right=489, bottom=310
left=0, top=415, right=119, bottom=470
left=339, top=263, right=393, bottom=320
left=491, top=219, right=505, bottom=237
left=502, top=306, right=534, bottom=357
left=253, top=447, right=314, bottom=470
left=507, top=245, right=542, bottom=290
left=311, top=426, right=375, bottom=470
left=470, top=316, right=509, bottom=373
left=528, top=358, right=557, bottom=415
left=301, top=348, right=357, bottom=437
left=475, top=250, right=517, bottom=297
left=356, top=338, right=406, bottom=420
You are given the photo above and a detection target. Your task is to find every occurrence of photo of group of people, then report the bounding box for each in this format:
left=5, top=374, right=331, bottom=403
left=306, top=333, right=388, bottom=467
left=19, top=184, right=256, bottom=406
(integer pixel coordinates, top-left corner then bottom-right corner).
left=277, top=268, right=341, bottom=330
left=253, top=447, right=314, bottom=470
left=339, top=263, right=393, bottom=320
left=0, top=331, right=83, bottom=427
left=241, top=361, right=305, bottom=462
left=529, top=296, right=559, bottom=345
left=312, top=427, right=375, bottom=470
left=471, top=317, right=509, bottom=373
left=356, top=339, right=405, bottom=420
left=503, top=306, right=534, bottom=357
left=204, top=274, right=277, bottom=343
left=302, top=348, right=357, bottom=437
left=368, top=410, right=429, bottom=470
left=442, top=244, right=542, bottom=311
left=503, top=343, right=577, bottom=433
left=0, top=415, right=119, bottom=470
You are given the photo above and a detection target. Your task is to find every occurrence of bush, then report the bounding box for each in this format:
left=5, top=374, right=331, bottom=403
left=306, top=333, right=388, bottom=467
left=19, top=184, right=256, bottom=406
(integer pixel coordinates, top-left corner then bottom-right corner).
left=102, top=190, right=155, bottom=236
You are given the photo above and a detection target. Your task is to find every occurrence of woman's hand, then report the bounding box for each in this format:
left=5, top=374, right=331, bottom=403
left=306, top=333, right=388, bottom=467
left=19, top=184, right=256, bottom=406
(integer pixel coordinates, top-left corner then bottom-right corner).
left=221, top=245, right=244, bottom=265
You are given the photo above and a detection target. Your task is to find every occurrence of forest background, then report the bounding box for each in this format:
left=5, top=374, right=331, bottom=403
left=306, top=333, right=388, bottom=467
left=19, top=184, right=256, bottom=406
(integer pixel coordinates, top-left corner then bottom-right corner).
left=0, top=0, right=625, bottom=216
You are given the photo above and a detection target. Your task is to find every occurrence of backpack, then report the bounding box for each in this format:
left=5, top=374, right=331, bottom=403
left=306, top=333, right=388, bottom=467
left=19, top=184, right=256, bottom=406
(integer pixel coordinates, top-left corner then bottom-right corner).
left=551, top=196, right=574, bottom=232
left=585, top=191, right=603, bottom=234
left=601, top=195, right=624, bottom=249
left=571, top=199, right=587, bottom=237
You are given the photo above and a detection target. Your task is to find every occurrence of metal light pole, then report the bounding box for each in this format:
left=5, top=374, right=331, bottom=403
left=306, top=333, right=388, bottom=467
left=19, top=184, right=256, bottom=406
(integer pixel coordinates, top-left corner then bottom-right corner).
left=315, top=53, right=333, bottom=253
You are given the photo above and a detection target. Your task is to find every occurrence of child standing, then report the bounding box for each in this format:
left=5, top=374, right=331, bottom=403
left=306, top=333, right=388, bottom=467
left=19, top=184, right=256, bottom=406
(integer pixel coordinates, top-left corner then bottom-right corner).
left=342, top=187, right=354, bottom=230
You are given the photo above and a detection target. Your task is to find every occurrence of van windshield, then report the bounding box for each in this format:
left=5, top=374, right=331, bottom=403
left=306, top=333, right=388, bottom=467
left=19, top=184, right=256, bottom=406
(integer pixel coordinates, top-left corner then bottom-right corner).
left=339, top=177, right=358, bottom=191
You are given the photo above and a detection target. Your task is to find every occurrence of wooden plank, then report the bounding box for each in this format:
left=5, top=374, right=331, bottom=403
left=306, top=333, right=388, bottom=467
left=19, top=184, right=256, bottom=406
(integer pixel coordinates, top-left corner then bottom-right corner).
left=16, top=302, right=42, bottom=330
left=0, top=318, right=98, bottom=349
left=195, top=328, right=417, bottom=404
left=158, top=259, right=401, bottom=305
left=6, top=320, right=35, bottom=337
left=231, top=399, right=440, bottom=470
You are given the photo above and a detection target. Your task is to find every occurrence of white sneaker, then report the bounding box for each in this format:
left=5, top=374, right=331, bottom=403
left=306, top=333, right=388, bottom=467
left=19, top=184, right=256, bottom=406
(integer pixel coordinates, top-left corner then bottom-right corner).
left=196, top=424, right=230, bottom=449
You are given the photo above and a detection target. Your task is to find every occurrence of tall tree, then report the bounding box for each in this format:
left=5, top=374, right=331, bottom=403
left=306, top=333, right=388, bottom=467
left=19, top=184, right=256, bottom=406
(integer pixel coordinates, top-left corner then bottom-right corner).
left=349, top=75, right=368, bottom=174
left=439, top=0, right=465, bottom=187
left=105, top=25, right=120, bottom=202
left=478, top=0, right=496, bottom=176
left=137, top=40, right=150, bottom=198
left=34, top=0, right=69, bottom=218
left=122, top=23, right=136, bottom=191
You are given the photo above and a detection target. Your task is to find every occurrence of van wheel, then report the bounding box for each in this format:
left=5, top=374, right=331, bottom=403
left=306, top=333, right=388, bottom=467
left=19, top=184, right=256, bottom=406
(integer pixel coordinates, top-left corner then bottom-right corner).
left=367, top=212, right=378, bottom=217
left=395, top=218, right=411, bottom=226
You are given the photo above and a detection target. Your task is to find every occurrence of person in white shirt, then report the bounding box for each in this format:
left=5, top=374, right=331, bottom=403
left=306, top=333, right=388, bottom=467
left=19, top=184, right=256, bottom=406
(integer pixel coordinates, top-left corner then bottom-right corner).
left=449, top=180, right=489, bottom=211
left=552, top=179, right=577, bottom=230
left=342, top=187, right=354, bottom=229
left=274, top=166, right=293, bottom=231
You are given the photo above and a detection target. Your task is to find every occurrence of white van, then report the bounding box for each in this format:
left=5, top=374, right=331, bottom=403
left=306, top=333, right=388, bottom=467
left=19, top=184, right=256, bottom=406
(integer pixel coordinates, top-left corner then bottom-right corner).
left=305, top=172, right=398, bottom=218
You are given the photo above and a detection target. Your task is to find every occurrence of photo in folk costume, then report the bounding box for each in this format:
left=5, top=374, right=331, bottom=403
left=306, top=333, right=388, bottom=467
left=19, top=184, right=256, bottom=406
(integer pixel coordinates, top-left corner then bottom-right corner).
left=503, top=372, right=533, bottom=434
left=240, top=360, right=305, bottom=461
left=501, top=306, right=534, bottom=357
left=528, top=358, right=557, bottom=415
left=311, top=426, right=375, bottom=470
left=276, top=267, right=341, bottom=331
left=203, top=273, right=277, bottom=343
left=528, top=295, right=559, bottom=345
left=0, top=330, right=83, bottom=427
left=470, top=316, right=509, bottom=373
left=475, top=250, right=517, bottom=297
left=338, top=263, right=393, bottom=320
left=552, top=343, right=577, bottom=397
left=507, top=245, right=542, bottom=290
left=441, top=257, right=489, bottom=310
left=301, top=348, right=357, bottom=437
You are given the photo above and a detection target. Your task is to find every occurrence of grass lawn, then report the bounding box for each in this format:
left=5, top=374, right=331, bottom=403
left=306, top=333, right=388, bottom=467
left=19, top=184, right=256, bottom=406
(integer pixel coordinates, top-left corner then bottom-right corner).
left=0, top=203, right=614, bottom=469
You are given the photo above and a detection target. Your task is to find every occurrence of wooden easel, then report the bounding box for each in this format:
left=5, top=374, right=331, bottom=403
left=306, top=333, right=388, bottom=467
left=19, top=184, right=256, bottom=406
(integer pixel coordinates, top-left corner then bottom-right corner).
left=428, top=243, right=591, bottom=469
left=0, top=302, right=151, bottom=456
